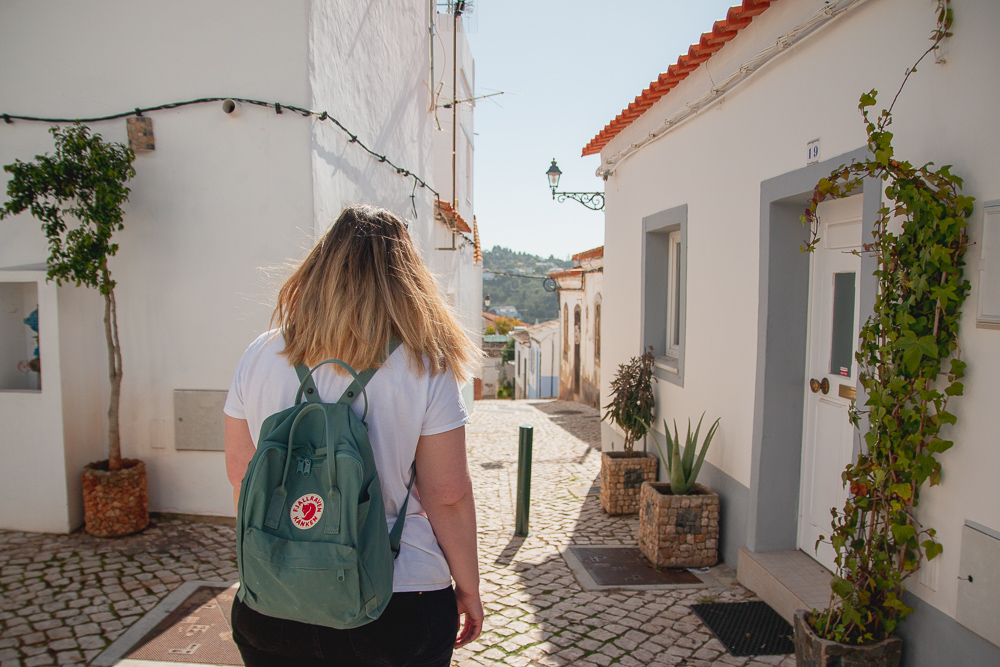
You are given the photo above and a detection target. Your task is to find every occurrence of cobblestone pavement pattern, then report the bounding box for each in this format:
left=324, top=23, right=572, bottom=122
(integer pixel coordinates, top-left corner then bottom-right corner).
left=0, top=399, right=794, bottom=666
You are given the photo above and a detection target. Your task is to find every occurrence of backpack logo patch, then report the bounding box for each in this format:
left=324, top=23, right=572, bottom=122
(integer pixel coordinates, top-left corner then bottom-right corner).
left=290, top=494, right=324, bottom=529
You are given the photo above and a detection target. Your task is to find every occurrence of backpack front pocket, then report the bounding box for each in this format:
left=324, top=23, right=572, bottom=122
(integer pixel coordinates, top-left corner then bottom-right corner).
left=241, top=527, right=363, bottom=628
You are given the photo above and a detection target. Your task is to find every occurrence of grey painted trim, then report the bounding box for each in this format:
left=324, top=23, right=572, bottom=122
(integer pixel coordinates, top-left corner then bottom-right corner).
left=966, top=519, right=1000, bottom=542
left=748, top=146, right=876, bottom=553
left=896, top=590, right=1000, bottom=667
left=93, top=579, right=236, bottom=667
left=689, top=457, right=749, bottom=568
left=641, top=204, right=687, bottom=386
left=977, top=200, right=1000, bottom=330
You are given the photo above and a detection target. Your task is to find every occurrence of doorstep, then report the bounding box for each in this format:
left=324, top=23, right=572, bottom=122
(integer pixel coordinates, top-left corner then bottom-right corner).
left=737, top=547, right=833, bottom=623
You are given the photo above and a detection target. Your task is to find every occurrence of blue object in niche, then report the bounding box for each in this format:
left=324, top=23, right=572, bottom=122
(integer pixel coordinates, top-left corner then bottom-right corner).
left=24, top=308, right=39, bottom=355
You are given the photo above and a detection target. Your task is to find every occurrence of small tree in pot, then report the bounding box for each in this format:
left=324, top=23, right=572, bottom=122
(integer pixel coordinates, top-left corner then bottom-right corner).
left=600, top=348, right=658, bottom=515
left=1, top=124, right=146, bottom=536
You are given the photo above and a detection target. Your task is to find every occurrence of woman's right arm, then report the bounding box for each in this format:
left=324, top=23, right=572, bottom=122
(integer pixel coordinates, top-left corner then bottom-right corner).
left=225, top=416, right=255, bottom=515
left=416, top=425, right=484, bottom=647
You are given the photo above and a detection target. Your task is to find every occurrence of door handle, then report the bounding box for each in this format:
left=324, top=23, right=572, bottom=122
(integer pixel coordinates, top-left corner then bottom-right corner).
left=809, top=378, right=830, bottom=394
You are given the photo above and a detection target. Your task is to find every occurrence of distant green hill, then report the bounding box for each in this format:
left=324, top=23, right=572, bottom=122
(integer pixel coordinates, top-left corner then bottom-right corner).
left=482, top=246, right=574, bottom=323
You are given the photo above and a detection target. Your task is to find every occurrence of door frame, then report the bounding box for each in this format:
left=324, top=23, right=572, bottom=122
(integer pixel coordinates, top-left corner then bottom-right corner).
left=797, top=196, right=864, bottom=568
left=746, top=146, right=880, bottom=554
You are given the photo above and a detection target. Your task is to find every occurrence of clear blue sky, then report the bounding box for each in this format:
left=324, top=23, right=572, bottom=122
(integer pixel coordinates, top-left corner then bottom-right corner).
left=467, top=0, right=737, bottom=259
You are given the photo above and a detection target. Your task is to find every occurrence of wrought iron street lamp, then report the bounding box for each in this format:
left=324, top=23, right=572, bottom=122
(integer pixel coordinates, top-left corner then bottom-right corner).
left=545, top=159, right=605, bottom=211
left=483, top=294, right=491, bottom=311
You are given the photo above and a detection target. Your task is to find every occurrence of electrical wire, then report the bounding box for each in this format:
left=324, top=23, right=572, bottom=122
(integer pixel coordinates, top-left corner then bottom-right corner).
left=483, top=270, right=551, bottom=280
left=1, top=96, right=442, bottom=214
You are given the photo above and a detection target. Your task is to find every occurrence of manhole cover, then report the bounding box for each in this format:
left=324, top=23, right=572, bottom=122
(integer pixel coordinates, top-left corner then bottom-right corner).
left=568, top=546, right=702, bottom=586
left=123, top=584, right=242, bottom=665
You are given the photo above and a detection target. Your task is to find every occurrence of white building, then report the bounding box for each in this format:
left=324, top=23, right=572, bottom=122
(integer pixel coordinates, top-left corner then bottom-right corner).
left=0, top=0, right=481, bottom=532
left=511, top=322, right=560, bottom=400
left=589, top=1, right=1000, bottom=664
left=552, top=246, right=603, bottom=408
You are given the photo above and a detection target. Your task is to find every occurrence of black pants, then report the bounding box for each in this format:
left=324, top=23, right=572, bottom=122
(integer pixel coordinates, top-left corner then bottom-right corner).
left=231, top=587, right=459, bottom=667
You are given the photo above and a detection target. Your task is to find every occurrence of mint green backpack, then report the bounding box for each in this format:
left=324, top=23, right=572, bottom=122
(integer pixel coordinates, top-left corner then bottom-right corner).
left=236, top=342, right=411, bottom=628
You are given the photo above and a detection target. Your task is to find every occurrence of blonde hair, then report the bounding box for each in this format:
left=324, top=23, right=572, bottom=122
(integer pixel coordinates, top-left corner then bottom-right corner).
left=272, top=204, right=480, bottom=382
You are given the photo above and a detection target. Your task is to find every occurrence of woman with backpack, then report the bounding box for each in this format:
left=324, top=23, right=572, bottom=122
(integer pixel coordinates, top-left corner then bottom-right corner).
left=224, top=204, right=484, bottom=666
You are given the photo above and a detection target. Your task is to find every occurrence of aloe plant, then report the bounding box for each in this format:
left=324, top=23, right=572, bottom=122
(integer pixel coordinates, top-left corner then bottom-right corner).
left=648, top=413, right=720, bottom=495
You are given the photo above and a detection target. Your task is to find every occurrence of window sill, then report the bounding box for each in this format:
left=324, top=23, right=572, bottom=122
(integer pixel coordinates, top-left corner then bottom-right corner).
left=654, top=356, right=679, bottom=374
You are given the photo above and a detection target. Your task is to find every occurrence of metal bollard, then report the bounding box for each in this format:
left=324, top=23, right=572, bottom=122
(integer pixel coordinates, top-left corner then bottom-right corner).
left=514, top=425, right=533, bottom=537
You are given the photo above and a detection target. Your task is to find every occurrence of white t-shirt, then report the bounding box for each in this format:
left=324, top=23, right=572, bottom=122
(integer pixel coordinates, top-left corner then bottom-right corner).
left=224, top=330, right=469, bottom=592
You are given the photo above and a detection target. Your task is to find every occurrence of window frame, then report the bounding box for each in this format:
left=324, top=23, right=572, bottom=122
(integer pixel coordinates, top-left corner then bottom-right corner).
left=563, top=303, right=569, bottom=358
left=666, top=231, right=682, bottom=358
left=594, top=296, right=601, bottom=363
left=642, top=204, right=687, bottom=386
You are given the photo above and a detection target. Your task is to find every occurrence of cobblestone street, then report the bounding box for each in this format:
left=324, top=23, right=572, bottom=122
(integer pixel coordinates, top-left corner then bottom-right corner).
left=0, top=400, right=794, bottom=666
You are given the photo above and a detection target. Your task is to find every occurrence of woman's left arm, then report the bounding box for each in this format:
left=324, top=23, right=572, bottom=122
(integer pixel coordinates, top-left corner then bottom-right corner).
left=225, top=416, right=255, bottom=515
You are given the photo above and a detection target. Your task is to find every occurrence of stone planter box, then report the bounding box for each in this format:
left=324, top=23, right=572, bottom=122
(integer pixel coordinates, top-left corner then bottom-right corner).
left=638, top=481, right=719, bottom=568
left=793, top=610, right=902, bottom=667
left=82, top=459, right=149, bottom=537
left=600, top=452, right=657, bottom=516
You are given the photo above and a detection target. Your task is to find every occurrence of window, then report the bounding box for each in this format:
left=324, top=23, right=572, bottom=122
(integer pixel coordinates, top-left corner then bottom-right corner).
left=642, top=204, right=687, bottom=386
left=666, top=231, right=682, bottom=357
left=563, top=303, right=569, bottom=358
left=594, top=297, right=601, bottom=362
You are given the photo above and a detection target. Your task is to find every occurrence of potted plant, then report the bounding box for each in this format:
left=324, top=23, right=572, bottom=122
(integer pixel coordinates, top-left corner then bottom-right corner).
left=1, top=124, right=146, bottom=537
left=794, top=8, right=970, bottom=663
left=640, top=414, right=721, bottom=568
left=600, top=348, right=658, bottom=515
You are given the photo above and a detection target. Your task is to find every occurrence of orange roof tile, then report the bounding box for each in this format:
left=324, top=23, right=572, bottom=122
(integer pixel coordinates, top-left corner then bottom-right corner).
left=582, top=0, right=776, bottom=157
left=571, top=246, right=604, bottom=262
left=548, top=267, right=583, bottom=281
left=472, top=215, right=482, bottom=264
left=435, top=200, right=473, bottom=234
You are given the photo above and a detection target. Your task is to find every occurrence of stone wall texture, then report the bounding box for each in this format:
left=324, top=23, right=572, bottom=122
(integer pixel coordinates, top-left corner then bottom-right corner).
left=638, top=482, right=719, bottom=568
left=600, top=453, right=657, bottom=516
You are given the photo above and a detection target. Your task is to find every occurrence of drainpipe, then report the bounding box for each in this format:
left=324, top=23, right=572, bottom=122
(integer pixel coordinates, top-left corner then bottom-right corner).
left=451, top=6, right=459, bottom=213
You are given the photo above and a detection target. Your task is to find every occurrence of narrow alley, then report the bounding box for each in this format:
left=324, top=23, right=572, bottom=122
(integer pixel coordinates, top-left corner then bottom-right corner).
left=0, top=400, right=793, bottom=667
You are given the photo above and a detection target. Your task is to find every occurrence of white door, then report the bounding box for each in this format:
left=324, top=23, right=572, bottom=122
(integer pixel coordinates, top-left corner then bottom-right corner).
left=798, top=195, right=863, bottom=571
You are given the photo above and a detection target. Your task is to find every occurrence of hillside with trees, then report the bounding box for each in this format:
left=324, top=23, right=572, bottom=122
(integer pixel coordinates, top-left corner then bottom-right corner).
left=482, top=246, right=574, bottom=323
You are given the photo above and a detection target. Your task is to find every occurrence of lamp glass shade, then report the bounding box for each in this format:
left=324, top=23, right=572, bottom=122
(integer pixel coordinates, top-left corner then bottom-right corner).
left=545, top=159, right=562, bottom=190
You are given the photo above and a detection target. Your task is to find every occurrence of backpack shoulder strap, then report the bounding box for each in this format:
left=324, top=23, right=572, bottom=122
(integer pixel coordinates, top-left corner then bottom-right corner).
left=389, top=464, right=416, bottom=559
left=336, top=337, right=402, bottom=414
left=294, top=364, right=321, bottom=403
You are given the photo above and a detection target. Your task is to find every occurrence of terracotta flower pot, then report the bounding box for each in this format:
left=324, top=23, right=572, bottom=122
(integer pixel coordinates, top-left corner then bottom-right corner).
left=793, top=610, right=902, bottom=667
left=82, top=459, right=149, bottom=537
left=638, top=481, right=719, bottom=568
left=600, top=451, right=657, bottom=516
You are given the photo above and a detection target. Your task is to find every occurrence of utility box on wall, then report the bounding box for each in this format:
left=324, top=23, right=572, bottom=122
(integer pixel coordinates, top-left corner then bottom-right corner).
left=957, top=521, right=1000, bottom=647
left=174, top=390, right=228, bottom=451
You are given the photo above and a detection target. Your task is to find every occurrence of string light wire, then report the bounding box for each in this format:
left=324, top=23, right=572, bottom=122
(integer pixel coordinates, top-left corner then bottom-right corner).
left=1, top=96, right=455, bottom=227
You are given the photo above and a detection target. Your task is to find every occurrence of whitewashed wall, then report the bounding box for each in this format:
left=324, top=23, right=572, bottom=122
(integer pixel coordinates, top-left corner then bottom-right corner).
left=600, top=0, right=1000, bottom=624
left=0, top=0, right=482, bottom=529
left=556, top=258, right=602, bottom=407
left=0, top=0, right=313, bottom=527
